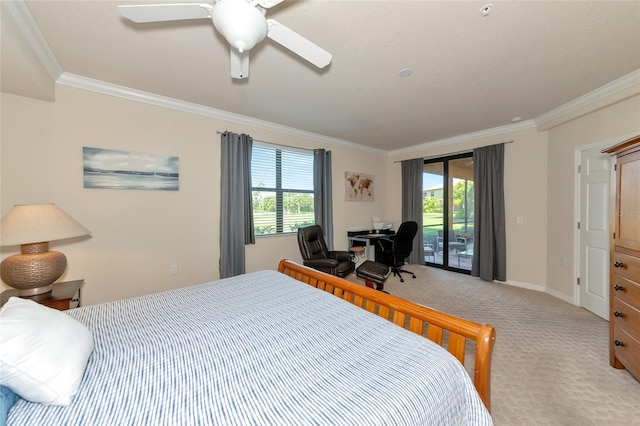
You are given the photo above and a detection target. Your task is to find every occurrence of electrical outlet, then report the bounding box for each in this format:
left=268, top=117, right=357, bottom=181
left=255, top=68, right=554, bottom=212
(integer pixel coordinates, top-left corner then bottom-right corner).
left=170, top=264, right=178, bottom=275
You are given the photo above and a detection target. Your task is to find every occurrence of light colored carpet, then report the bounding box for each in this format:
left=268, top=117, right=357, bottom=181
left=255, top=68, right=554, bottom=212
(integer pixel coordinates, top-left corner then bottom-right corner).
left=348, top=264, right=640, bottom=426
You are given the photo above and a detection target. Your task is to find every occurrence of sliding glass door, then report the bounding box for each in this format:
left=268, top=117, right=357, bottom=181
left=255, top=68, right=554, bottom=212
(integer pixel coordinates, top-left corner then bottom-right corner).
left=423, top=153, right=474, bottom=272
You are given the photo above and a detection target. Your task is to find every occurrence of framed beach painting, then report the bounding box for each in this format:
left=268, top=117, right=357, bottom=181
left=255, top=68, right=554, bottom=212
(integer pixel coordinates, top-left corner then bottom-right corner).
left=83, top=147, right=179, bottom=191
left=345, top=171, right=374, bottom=201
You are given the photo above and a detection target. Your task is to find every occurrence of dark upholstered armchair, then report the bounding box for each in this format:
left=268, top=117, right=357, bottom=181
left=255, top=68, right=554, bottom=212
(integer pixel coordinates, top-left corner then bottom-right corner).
left=297, top=225, right=355, bottom=278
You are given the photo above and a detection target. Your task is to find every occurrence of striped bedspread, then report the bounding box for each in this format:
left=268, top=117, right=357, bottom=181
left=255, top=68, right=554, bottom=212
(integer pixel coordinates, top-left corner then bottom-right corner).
left=8, top=270, right=492, bottom=425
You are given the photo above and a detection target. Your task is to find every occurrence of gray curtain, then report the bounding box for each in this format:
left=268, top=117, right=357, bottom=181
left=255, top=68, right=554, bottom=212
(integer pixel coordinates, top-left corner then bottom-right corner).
left=472, top=143, right=506, bottom=281
left=313, top=149, right=334, bottom=249
left=219, top=132, right=255, bottom=278
left=401, top=158, right=424, bottom=264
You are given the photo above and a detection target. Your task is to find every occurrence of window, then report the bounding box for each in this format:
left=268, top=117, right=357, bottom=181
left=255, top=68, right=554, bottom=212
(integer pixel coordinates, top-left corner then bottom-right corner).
left=251, top=143, right=315, bottom=236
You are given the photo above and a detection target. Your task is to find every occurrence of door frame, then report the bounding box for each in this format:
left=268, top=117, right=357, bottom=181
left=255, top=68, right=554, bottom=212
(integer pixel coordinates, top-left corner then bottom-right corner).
left=573, top=133, right=638, bottom=307
left=423, top=152, right=474, bottom=273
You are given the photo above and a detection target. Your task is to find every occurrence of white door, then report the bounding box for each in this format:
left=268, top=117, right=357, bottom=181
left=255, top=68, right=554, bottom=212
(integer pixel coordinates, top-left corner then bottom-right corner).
left=578, top=147, right=610, bottom=319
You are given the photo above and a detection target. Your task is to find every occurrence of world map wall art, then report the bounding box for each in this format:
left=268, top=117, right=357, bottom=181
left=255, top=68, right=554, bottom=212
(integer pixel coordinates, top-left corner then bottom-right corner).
left=345, top=171, right=374, bottom=202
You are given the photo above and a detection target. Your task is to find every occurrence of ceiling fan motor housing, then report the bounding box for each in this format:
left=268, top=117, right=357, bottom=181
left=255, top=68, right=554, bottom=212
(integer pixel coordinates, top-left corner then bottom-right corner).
left=212, top=0, right=268, bottom=52
left=117, top=0, right=330, bottom=79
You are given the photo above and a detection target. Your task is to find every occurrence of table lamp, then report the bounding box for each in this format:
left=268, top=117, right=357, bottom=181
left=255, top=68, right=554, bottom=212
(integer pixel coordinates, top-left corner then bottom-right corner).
left=0, top=204, right=90, bottom=296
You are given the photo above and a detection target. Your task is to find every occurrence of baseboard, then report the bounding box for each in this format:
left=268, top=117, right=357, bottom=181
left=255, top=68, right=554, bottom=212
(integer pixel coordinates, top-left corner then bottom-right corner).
left=413, top=265, right=576, bottom=305
left=496, top=279, right=546, bottom=293
left=544, top=287, right=575, bottom=305
left=496, top=279, right=575, bottom=305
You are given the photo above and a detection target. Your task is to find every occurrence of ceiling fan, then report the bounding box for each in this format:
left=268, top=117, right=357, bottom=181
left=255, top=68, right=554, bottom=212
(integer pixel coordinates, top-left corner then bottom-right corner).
left=117, top=0, right=332, bottom=79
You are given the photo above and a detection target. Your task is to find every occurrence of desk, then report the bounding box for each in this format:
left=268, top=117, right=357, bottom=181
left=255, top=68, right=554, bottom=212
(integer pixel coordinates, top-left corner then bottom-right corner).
left=347, top=229, right=395, bottom=262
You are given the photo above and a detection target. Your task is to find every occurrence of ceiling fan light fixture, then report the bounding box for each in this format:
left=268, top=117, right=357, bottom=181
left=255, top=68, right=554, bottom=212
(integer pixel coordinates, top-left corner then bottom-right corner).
left=212, top=0, right=268, bottom=52
left=118, top=0, right=331, bottom=79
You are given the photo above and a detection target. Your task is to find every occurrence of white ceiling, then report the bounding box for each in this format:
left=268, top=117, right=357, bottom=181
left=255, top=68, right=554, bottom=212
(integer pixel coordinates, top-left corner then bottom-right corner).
left=3, top=1, right=640, bottom=152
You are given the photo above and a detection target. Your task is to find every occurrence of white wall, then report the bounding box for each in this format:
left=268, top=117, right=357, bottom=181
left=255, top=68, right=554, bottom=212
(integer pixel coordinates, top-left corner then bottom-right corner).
left=1, top=85, right=387, bottom=305
left=384, top=91, right=640, bottom=302
left=3, top=79, right=639, bottom=307
left=545, top=94, right=640, bottom=301
left=386, top=126, right=549, bottom=291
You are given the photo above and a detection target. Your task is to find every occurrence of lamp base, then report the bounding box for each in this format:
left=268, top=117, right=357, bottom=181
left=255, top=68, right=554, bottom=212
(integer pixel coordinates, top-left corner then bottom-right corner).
left=0, top=242, right=66, bottom=296
left=17, top=284, right=54, bottom=296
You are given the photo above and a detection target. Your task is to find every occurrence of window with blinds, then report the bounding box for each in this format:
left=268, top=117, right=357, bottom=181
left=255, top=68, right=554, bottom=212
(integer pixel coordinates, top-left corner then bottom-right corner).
left=251, top=144, right=315, bottom=236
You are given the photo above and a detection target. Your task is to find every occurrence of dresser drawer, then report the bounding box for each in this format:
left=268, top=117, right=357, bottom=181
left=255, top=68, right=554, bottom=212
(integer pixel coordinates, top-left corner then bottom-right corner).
left=613, top=297, right=640, bottom=342
left=613, top=274, right=640, bottom=308
left=613, top=325, right=640, bottom=381
left=613, top=252, right=640, bottom=282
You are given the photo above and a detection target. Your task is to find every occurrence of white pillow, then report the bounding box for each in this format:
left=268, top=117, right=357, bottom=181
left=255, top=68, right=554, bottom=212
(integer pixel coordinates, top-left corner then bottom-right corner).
left=0, top=297, right=94, bottom=406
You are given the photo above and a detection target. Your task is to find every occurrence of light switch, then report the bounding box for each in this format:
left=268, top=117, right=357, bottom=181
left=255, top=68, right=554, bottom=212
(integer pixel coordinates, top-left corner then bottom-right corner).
left=516, top=216, right=524, bottom=224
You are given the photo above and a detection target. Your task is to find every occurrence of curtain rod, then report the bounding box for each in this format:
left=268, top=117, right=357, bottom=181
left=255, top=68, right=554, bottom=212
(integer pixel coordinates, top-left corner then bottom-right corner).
left=216, top=130, right=315, bottom=153
left=393, top=140, right=514, bottom=163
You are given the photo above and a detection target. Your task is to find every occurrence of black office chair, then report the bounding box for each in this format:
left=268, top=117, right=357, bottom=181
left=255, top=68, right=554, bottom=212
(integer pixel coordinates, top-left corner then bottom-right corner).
left=297, top=225, right=355, bottom=278
left=377, top=221, right=418, bottom=282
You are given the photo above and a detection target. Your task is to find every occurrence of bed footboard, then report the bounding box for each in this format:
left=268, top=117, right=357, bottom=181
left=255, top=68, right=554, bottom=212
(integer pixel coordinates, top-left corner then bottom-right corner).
left=278, top=259, right=496, bottom=412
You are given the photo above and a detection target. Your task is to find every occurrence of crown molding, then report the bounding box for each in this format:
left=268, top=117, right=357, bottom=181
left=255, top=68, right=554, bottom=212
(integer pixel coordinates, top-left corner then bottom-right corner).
left=10, top=0, right=638, bottom=156
left=387, top=120, right=537, bottom=157
left=57, top=72, right=387, bottom=156
left=60, top=73, right=539, bottom=159
left=534, top=68, right=640, bottom=130
left=1, top=0, right=62, bottom=81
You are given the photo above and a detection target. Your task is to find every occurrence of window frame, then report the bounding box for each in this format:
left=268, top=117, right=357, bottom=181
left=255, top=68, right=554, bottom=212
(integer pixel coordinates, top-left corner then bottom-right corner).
left=423, top=152, right=474, bottom=273
left=251, top=142, right=315, bottom=236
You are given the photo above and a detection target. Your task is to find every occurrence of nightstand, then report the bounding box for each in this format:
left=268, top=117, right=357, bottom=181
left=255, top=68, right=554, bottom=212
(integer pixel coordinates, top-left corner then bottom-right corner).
left=0, top=280, right=83, bottom=311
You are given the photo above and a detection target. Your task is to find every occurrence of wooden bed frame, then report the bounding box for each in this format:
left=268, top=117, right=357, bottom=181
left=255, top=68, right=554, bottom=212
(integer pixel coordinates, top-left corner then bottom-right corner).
left=278, top=259, right=496, bottom=412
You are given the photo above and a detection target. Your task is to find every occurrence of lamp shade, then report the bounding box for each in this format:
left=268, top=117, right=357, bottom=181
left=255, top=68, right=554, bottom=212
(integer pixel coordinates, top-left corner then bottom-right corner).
left=1, top=204, right=90, bottom=247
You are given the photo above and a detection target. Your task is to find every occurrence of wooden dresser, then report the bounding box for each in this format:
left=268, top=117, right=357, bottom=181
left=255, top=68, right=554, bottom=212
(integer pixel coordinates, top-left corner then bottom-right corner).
left=603, top=135, right=640, bottom=381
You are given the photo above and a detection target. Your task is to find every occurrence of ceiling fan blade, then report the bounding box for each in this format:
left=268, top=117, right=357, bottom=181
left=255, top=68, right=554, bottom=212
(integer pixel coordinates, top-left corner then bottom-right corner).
left=230, top=47, right=250, bottom=79
left=257, top=0, right=285, bottom=8
left=117, top=4, right=213, bottom=23
left=266, top=19, right=331, bottom=68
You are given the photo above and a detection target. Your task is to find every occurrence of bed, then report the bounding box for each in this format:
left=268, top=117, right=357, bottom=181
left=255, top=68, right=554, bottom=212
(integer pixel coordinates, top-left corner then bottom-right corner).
left=2, top=259, right=495, bottom=425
